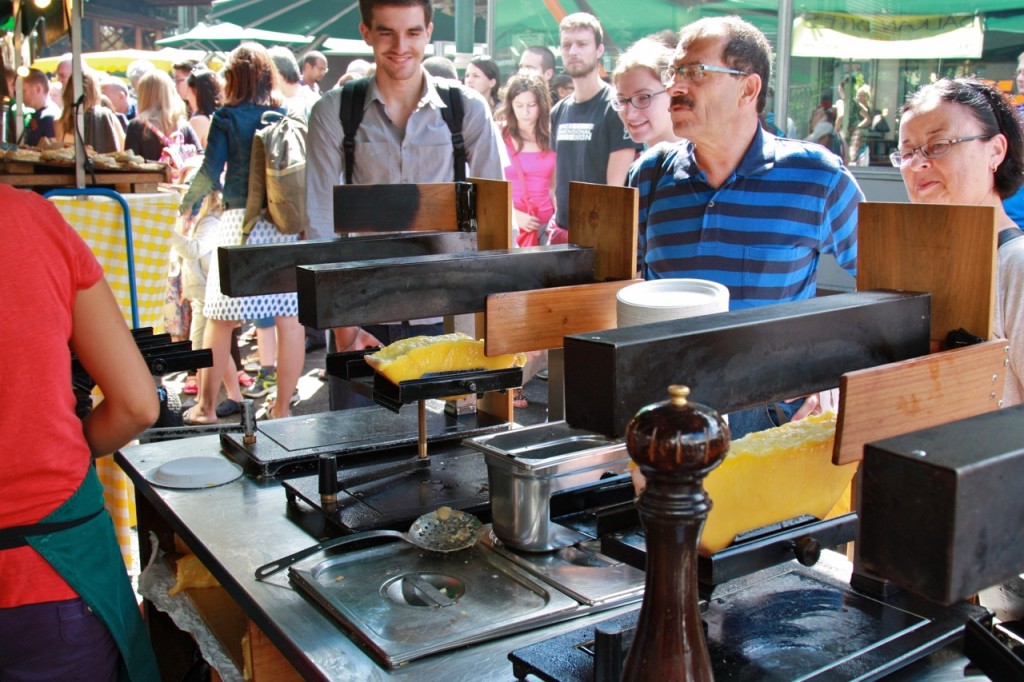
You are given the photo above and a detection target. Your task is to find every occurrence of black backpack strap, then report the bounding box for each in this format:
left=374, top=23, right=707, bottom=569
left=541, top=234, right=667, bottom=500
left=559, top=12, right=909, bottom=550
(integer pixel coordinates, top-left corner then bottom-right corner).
left=339, top=77, right=370, bottom=185
left=434, top=81, right=466, bottom=182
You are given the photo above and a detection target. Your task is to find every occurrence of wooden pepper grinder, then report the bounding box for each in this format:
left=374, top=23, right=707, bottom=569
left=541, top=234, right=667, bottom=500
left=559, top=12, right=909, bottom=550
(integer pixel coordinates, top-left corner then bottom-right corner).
left=621, top=385, right=729, bottom=682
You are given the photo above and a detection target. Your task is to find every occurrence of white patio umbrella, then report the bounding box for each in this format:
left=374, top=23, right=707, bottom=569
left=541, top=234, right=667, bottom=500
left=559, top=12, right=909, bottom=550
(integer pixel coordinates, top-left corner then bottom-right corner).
left=155, top=22, right=312, bottom=52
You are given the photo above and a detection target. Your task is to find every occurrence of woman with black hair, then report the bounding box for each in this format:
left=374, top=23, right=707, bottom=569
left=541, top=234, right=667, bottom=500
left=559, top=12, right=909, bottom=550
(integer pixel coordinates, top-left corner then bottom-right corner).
left=464, top=55, right=501, bottom=112
left=895, top=77, right=1024, bottom=405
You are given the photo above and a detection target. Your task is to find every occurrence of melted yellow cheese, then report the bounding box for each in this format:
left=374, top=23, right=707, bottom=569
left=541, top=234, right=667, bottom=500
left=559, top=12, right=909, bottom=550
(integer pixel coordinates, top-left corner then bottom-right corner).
left=168, top=553, right=220, bottom=595
left=365, top=332, right=527, bottom=385
left=700, top=412, right=857, bottom=555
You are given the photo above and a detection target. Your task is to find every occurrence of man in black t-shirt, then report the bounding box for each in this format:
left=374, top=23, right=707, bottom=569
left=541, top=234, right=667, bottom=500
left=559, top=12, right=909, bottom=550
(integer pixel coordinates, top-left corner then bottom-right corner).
left=548, top=12, right=639, bottom=242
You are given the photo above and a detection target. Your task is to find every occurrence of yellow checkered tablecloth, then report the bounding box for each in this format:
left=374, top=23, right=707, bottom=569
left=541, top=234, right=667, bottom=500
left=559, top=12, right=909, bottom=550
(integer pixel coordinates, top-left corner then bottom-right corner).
left=50, top=191, right=180, bottom=331
left=50, top=192, right=179, bottom=568
left=96, top=454, right=136, bottom=567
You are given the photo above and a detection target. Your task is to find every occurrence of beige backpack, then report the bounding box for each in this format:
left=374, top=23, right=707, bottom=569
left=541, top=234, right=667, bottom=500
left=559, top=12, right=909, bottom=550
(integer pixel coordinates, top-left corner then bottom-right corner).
left=243, top=109, right=307, bottom=240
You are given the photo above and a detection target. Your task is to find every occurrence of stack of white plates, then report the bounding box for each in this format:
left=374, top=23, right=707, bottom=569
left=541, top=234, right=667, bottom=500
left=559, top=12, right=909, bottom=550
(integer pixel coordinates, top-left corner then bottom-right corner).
left=616, top=279, right=729, bottom=327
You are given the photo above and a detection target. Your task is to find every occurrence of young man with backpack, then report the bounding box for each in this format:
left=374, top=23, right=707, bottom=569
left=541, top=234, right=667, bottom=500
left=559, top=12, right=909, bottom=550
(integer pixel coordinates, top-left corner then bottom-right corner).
left=305, top=0, right=505, bottom=373
left=305, top=0, right=504, bottom=242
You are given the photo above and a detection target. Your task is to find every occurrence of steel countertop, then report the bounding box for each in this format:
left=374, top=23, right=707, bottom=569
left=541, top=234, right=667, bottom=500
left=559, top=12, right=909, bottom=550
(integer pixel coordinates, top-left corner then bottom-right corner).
left=116, top=435, right=991, bottom=681
left=116, top=434, right=640, bottom=681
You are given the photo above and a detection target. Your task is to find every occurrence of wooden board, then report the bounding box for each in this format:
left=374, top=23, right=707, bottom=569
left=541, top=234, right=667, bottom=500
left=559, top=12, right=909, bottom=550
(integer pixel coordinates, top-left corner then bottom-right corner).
left=244, top=619, right=303, bottom=682
left=0, top=169, right=169, bottom=193
left=333, top=183, right=458, bottom=233
left=833, top=340, right=1008, bottom=465
left=485, top=280, right=639, bottom=354
left=331, top=180, right=513, bottom=243
left=187, top=586, right=247, bottom=673
left=858, top=202, right=997, bottom=343
left=473, top=177, right=513, bottom=250
left=567, top=181, right=638, bottom=281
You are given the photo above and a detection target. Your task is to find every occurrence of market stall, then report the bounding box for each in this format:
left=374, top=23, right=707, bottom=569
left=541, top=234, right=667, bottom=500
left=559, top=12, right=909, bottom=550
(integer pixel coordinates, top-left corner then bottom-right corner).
left=111, top=180, right=1024, bottom=680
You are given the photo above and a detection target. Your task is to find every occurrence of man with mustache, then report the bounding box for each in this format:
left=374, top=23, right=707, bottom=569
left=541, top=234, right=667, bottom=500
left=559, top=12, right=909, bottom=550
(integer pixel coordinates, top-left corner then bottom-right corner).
left=628, top=16, right=862, bottom=437
left=547, top=12, right=640, bottom=244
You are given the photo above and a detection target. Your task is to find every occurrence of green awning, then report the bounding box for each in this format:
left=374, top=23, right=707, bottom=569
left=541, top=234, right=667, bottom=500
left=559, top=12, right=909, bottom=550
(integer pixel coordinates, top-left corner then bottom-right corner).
left=208, top=0, right=486, bottom=43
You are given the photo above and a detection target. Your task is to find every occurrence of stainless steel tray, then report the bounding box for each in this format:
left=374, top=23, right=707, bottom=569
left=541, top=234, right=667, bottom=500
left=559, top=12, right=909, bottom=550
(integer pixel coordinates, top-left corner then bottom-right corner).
left=289, top=536, right=580, bottom=668
left=464, top=421, right=625, bottom=473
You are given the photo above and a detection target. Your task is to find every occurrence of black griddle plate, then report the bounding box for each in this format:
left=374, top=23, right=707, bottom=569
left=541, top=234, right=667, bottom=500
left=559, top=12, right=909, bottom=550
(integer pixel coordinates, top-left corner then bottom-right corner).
left=282, top=445, right=491, bottom=534
left=220, top=404, right=509, bottom=478
left=509, top=556, right=988, bottom=681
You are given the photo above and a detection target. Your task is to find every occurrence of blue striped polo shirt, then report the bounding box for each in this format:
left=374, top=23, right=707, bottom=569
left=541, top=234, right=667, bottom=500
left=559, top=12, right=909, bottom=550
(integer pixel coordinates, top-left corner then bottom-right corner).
left=628, top=126, right=862, bottom=309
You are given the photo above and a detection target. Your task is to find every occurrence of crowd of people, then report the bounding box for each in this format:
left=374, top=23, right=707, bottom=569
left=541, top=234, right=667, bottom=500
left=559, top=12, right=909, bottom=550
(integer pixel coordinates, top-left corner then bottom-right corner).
left=2, top=1, right=1022, bottom=676
left=2, top=1, right=1016, bottom=424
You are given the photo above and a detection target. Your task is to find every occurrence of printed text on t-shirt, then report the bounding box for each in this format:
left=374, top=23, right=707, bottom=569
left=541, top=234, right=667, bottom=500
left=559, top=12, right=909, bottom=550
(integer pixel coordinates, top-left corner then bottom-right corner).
left=557, top=123, right=595, bottom=142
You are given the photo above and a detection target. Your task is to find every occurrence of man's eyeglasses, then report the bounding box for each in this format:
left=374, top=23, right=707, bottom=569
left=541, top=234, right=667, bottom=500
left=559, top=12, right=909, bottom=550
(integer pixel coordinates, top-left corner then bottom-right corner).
left=610, top=89, right=667, bottom=112
left=661, top=63, right=749, bottom=86
left=889, top=134, right=993, bottom=168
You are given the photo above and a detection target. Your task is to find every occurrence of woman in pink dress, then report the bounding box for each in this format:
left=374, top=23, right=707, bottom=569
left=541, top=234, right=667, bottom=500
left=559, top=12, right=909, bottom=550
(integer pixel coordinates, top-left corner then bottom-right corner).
left=499, top=74, right=556, bottom=248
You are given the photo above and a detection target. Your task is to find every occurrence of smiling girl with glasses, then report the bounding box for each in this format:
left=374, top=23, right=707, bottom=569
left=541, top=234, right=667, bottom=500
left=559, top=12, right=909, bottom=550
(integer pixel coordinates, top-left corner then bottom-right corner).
left=612, top=37, right=681, bottom=148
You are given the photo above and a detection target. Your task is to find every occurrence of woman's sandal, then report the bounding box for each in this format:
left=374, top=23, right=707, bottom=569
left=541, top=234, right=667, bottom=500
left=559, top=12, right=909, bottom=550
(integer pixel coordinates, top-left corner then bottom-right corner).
left=513, top=389, right=528, bottom=409
left=182, top=405, right=218, bottom=425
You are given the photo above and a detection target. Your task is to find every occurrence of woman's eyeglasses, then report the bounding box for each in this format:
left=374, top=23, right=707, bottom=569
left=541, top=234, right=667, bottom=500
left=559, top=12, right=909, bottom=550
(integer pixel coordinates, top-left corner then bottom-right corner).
left=889, top=135, right=993, bottom=168
left=611, top=89, right=667, bottom=112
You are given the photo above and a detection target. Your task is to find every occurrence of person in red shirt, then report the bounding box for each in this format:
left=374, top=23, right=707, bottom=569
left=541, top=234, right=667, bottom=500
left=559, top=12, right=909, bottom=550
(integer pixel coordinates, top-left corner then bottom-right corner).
left=0, top=186, right=160, bottom=679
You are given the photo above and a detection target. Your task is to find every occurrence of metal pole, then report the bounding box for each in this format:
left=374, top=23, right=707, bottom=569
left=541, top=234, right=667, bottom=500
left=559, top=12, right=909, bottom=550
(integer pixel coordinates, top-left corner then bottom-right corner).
left=486, top=0, right=495, bottom=58
left=71, top=0, right=85, bottom=188
left=454, top=0, right=474, bottom=72
left=11, top=0, right=25, bottom=143
left=775, top=0, right=793, bottom=137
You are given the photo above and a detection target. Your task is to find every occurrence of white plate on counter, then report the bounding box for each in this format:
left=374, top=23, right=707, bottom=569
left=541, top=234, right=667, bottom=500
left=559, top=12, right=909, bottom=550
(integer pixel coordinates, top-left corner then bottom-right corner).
left=145, top=456, right=244, bottom=490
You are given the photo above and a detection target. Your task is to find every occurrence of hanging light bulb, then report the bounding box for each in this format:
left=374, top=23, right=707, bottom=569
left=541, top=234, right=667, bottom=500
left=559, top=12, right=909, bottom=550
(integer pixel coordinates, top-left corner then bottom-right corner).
left=33, top=0, right=53, bottom=8
left=16, top=65, right=30, bottom=78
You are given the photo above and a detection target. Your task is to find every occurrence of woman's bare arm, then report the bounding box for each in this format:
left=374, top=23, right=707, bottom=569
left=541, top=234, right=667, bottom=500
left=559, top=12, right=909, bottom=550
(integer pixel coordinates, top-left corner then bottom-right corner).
left=70, top=279, right=159, bottom=457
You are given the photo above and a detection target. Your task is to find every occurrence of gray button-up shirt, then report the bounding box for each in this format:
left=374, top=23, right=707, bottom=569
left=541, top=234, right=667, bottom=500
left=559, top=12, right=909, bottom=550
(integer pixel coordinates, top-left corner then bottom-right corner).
left=305, top=71, right=505, bottom=240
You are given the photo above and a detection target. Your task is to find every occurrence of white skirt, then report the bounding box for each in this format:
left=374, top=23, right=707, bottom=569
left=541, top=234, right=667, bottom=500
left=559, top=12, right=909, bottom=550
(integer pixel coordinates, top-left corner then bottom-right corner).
left=203, top=209, right=299, bottom=321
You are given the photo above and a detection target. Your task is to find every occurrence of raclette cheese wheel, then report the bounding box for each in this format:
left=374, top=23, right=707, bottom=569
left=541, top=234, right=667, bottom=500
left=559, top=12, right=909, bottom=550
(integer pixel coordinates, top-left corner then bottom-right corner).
left=699, top=412, right=858, bottom=555
left=365, top=332, right=527, bottom=385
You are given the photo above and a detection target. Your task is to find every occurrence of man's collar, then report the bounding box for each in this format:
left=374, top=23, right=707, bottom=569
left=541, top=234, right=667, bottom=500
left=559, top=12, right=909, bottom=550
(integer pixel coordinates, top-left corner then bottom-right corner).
left=735, top=122, right=776, bottom=177
left=369, top=68, right=445, bottom=111
left=675, top=121, right=776, bottom=182
left=419, top=71, right=448, bottom=109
